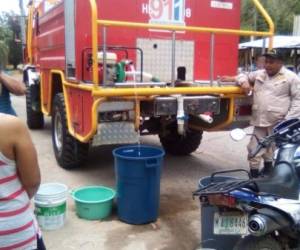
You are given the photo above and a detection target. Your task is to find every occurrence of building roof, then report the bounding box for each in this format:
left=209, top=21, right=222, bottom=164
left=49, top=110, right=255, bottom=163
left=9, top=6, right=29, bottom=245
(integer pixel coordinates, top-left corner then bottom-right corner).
left=239, top=36, right=300, bottom=49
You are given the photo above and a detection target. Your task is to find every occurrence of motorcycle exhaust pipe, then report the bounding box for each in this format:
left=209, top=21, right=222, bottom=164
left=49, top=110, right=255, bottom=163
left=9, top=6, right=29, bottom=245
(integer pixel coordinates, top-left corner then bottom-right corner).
left=248, top=214, right=289, bottom=236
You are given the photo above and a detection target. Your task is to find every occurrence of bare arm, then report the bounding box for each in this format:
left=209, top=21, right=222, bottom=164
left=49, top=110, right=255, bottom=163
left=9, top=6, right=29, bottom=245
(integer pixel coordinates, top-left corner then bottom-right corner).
left=0, top=71, right=26, bottom=96
left=13, top=120, right=40, bottom=199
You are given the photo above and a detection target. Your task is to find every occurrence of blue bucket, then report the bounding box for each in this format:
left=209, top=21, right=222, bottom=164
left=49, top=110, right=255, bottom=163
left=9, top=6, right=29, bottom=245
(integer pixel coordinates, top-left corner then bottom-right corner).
left=113, top=145, right=165, bottom=224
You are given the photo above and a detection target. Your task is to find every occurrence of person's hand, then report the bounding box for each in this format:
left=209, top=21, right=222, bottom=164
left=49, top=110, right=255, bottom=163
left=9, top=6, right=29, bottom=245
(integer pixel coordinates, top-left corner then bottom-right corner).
left=240, top=81, right=253, bottom=95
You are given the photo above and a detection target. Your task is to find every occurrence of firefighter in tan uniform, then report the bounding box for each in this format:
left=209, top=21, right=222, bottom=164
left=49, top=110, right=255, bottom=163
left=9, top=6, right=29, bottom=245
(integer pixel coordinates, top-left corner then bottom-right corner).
left=237, top=50, right=300, bottom=177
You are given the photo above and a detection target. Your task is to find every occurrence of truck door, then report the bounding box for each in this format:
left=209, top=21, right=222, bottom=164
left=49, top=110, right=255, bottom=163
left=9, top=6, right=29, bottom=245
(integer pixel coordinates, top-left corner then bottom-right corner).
left=64, top=0, right=76, bottom=78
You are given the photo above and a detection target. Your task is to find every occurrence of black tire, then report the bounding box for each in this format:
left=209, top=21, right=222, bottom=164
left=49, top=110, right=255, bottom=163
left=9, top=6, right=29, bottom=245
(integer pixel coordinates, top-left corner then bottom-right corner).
left=159, top=127, right=202, bottom=155
left=26, top=87, right=44, bottom=129
left=51, top=93, right=89, bottom=169
left=233, top=235, right=282, bottom=250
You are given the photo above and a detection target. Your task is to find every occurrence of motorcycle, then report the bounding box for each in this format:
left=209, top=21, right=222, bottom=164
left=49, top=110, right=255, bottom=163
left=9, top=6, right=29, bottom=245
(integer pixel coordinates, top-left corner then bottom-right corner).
left=194, top=118, right=300, bottom=250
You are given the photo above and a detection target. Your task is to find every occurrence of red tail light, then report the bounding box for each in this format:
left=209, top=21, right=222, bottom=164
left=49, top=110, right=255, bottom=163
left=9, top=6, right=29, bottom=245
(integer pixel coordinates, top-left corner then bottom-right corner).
left=207, top=194, right=236, bottom=207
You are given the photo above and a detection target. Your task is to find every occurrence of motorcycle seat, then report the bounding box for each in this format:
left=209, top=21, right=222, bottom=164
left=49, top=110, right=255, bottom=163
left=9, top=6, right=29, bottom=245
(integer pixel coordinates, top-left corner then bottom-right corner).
left=252, top=161, right=299, bottom=200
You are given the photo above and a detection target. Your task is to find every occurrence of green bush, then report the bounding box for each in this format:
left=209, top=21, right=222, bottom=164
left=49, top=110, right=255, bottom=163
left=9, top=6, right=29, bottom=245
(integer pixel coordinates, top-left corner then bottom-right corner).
left=0, top=40, right=8, bottom=70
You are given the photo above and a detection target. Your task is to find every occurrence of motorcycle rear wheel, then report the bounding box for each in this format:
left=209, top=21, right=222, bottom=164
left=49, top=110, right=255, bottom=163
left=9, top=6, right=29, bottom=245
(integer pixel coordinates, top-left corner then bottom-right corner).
left=233, top=235, right=282, bottom=250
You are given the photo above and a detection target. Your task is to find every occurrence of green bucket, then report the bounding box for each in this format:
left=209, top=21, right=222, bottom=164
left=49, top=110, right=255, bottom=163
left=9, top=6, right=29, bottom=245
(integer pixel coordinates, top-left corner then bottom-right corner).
left=72, top=186, right=116, bottom=220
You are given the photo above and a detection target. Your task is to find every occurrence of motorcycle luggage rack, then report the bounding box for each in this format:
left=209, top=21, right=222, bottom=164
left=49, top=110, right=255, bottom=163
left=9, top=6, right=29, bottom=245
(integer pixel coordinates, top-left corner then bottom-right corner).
left=193, top=169, right=254, bottom=197
left=193, top=179, right=254, bottom=197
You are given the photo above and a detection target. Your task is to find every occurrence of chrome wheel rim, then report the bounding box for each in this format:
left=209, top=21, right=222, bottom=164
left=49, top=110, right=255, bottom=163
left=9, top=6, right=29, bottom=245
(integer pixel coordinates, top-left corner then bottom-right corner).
left=54, top=111, right=63, bottom=153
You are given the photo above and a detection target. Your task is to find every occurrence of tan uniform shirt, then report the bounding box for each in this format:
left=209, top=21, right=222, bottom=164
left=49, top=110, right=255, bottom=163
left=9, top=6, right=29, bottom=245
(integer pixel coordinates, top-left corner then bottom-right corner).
left=238, top=67, right=300, bottom=127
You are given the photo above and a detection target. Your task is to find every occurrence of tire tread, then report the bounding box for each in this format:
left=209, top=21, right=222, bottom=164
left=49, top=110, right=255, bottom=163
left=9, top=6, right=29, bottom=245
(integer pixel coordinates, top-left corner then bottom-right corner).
left=52, top=93, right=89, bottom=169
left=26, top=88, right=44, bottom=129
left=159, top=127, right=202, bottom=155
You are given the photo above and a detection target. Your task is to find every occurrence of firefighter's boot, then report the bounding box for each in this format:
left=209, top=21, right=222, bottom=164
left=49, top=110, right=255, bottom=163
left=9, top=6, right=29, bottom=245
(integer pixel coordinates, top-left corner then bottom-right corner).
left=261, top=161, right=273, bottom=176
left=250, top=168, right=259, bottom=178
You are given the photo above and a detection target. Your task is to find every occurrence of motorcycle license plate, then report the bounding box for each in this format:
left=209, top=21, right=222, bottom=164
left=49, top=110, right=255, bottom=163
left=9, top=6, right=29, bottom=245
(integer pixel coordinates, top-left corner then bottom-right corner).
left=213, top=212, right=248, bottom=235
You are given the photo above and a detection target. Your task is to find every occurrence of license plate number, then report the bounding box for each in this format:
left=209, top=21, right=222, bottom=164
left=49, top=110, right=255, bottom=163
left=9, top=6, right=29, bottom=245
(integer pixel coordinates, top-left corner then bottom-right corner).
left=213, top=212, right=248, bottom=235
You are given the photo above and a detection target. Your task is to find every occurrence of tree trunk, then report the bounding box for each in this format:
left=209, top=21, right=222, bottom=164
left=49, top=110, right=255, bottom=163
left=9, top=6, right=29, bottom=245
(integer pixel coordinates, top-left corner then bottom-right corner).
left=19, top=0, right=26, bottom=59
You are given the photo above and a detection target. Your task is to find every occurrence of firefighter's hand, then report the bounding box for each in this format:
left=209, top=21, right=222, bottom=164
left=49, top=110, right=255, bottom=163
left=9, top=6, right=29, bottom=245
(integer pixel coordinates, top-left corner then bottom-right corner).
left=220, top=75, right=236, bottom=82
left=240, top=81, right=253, bottom=96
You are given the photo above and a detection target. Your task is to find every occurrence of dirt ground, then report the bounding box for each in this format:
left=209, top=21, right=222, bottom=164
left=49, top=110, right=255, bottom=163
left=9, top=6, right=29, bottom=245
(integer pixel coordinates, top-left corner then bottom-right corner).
left=11, top=86, right=250, bottom=250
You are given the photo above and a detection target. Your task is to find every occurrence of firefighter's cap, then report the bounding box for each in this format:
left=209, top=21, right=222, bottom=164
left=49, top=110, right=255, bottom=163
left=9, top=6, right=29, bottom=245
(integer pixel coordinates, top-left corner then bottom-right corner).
left=263, top=49, right=283, bottom=61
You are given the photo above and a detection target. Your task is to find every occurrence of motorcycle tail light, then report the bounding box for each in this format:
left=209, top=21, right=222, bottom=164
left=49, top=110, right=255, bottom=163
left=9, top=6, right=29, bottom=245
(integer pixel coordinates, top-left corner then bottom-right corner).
left=207, top=194, right=236, bottom=207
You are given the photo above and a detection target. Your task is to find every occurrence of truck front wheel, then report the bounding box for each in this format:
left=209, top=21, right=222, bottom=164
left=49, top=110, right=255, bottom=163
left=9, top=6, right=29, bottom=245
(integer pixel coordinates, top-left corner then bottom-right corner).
left=51, top=93, right=89, bottom=169
left=26, top=86, right=44, bottom=129
left=159, top=127, right=202, bottom=155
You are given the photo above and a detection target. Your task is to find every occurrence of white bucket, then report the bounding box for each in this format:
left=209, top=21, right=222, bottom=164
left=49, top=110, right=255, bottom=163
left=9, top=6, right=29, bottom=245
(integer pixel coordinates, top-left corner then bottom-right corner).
left=34, top=183, right=68, bottom=230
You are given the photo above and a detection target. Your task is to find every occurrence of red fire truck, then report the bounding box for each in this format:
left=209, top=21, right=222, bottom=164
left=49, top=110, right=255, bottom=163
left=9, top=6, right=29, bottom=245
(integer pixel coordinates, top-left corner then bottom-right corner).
left=24, top=0, right=274, bottom=169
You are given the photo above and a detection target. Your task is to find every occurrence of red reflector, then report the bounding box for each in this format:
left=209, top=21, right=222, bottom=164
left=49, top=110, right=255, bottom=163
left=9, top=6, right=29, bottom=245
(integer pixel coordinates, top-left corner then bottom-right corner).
left=208, top=194, right=236, bottom=207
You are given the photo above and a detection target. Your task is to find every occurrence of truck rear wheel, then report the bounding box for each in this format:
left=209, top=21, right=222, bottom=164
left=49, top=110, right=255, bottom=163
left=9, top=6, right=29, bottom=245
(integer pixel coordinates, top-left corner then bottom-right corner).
left=52, top=93, right=89, bottom=169
left=159, top=127, right=202, bottom=155
left=26, top=87, right=44, bottom=129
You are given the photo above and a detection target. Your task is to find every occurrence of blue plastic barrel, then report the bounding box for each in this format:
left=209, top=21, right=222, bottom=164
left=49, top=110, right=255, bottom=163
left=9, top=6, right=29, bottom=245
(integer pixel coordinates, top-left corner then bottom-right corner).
left=113, top=145, right=165, bottom=224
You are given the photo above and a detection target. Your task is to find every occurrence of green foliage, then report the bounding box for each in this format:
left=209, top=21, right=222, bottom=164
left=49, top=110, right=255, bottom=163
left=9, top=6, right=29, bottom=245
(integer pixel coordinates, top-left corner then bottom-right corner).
left=7, top=15, right=22, bottom=69
left=0, top=13, right=11, bottom=70
left=8, top=38, right=22, bottom=69
left=0, top=40, right=8, bottom=70
left=0, top=11, right=22, bottom=69
left=241, top=0, right=300, bottom=34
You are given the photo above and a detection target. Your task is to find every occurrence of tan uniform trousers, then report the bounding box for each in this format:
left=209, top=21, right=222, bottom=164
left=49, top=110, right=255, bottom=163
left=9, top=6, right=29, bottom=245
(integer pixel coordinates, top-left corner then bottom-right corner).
left=247, top=126, right=275, bottom=170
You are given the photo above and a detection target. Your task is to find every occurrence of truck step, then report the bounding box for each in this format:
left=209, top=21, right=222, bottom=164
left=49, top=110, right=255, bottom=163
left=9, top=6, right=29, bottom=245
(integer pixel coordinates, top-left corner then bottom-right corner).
left=92, top=122, right=139, bottom=146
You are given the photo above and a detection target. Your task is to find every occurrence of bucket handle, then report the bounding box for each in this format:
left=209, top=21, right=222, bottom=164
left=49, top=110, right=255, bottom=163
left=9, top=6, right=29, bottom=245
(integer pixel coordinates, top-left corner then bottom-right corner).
left=146, top=158, right=159, bottom=168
